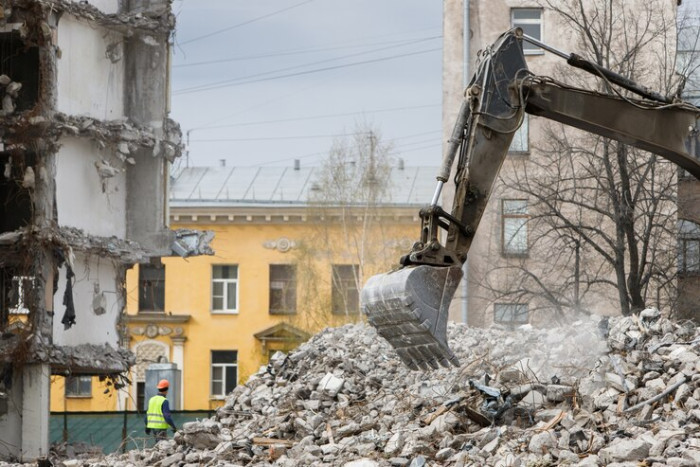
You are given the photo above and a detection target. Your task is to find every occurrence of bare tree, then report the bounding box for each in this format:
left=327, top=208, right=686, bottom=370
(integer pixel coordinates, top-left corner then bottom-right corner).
left=288, top=123, right=403, bottom=332
left=481, top=0, right=695, bottom=318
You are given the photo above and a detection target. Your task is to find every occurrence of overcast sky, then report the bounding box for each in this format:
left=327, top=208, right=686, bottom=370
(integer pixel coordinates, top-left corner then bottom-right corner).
left=170, top=0, right=443, bottom=169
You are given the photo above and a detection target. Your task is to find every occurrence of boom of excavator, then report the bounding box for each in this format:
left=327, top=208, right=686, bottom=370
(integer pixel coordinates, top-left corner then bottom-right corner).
left=361, top=28, right=700, bottom=371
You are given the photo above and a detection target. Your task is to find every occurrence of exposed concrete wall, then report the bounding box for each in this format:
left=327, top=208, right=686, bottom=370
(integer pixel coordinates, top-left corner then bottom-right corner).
left=52, top=253, right=123, bottom=347
left=0, top=366, right=52, bottom=460
left=0, top=0, right=180, bottom=460
left=55, top=15, right=124, bottom=118
left=124, top=0, right=172, bottom=252
left=55, top=137, right=127, bottom=238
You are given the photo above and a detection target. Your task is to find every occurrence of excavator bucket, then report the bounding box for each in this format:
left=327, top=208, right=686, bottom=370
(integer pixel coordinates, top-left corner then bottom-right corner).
left=361, top=265, right=463, bottom=370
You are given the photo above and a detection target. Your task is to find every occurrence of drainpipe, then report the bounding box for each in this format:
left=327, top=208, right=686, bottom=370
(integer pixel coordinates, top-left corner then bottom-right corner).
left=461, top=0, right=470, bottom=325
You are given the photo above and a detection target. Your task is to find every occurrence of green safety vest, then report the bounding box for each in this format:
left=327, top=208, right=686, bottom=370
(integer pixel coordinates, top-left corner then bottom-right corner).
left=146, top=394, right=169, bottom=429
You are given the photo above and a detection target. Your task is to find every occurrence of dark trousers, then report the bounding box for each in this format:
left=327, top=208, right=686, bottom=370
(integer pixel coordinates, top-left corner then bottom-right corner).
left=152, top=429, right=168, bottom=440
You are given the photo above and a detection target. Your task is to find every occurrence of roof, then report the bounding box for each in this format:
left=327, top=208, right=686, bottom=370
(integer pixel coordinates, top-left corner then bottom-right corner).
left=254, top=322, right=311, bottom=342
left=170, top=165, right=440, bottom=208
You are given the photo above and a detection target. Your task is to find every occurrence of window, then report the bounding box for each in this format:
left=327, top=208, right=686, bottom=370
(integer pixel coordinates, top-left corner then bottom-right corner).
left=211, top=350, right=238, bottom=398
left=136, top=381, right=145, bottom=410
left=509, top=114, right=529, bottom=153
left=502, top=200, right=529, bottom=256
left=511, top=8, right=543, bottom=55
left=65, top=376, right=92, bottom=397
left=269, top=265, right=297, bottom=314
left=212, top=265, right=238, bottom=313
left=138, top=264, right=164, bottom=312
left=679, top=220, right=700, bottom=273
left=494, top=303, right=529, bottom=325
left=332, top=265, right=360, bottom=315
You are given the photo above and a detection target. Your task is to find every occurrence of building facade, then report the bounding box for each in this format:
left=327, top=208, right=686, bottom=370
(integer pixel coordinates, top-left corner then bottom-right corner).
left=119, top=163, right=437, bottom=411
left=0, top=1, right=198, bottom=460
left=443, top=0, right=698, bottom=326
left=677, top=0, right=700, bottom=320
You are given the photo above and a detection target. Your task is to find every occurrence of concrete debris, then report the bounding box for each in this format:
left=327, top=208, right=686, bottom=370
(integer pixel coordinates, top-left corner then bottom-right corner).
left=0, top=75, right=20, bottom=117
left=0, top=332, right=134, bottom=374
left=52, top=114, right=183, bottom=163
left=8, top=313, right=700, bottom=466
left=13, top=0, right=177, bottom=36
left=171, top=229, right=215, bottom=257
left=0, top=112, right=183, bottom=164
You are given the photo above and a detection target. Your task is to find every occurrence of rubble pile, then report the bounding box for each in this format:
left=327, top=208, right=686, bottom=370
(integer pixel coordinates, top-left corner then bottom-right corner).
left=28, top=311, right=700, bottom=465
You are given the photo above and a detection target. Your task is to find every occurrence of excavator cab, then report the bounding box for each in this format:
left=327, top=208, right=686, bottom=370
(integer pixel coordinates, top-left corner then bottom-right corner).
left=361, top=29, right=700, bottom=371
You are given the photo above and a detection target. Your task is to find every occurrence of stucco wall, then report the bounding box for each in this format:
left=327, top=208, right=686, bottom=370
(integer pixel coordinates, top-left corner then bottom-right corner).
left=124, top=218, right=417, bottom=410
left=55, top=137, right=127, bottom=238
left=49, top=376, right=117, bottom=412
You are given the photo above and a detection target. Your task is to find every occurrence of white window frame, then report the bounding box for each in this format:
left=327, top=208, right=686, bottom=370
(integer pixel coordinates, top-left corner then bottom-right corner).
left=502, top=199, right=529, bottom=256
left=511, top=8, right=543, bottom=55
left=211, top=265, right=239, bottom=314
left=494, top=303, right=529, bottom=325
left=210, top=350, right=238, bottom=399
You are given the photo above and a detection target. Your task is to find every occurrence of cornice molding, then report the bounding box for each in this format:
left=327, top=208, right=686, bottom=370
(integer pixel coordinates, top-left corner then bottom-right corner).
left=124, top=313, right=191, bottom=324
left=169, top=205, right=421, bottom=225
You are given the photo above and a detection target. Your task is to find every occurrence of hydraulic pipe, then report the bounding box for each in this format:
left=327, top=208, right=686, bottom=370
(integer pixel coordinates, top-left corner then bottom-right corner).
left=521, top=32, right=672, bottom=103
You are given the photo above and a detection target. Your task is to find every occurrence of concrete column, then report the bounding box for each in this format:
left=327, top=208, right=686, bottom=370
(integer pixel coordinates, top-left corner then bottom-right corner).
left=125, top=0, right=173, bottom=252
left=0, top=368, right=23, bottom=460
left=21, top=364, right=50, bottom=461
left=171, top=336, right=186, bottom=409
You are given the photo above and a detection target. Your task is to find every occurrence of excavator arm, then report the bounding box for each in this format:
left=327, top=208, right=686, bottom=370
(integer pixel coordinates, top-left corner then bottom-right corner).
left=361, top=29, right=700, bottom=371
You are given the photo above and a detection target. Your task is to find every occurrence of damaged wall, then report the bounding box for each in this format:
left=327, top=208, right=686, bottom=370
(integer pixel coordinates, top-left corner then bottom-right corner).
left=0, top=0, right=184, bottom=460
left=56, top=14, right=124, bottom=118
left=52, top=252, right=123, bottom=348
left=55, top=137, right=127, bottom=238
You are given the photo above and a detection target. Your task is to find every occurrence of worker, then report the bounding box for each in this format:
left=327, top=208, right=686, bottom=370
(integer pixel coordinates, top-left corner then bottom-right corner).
left=145, top=379, right=177, bottom=440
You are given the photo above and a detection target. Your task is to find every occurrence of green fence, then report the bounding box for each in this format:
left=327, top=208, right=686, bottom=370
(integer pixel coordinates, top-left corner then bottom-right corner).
left=50, top=411, right=214, bottom=454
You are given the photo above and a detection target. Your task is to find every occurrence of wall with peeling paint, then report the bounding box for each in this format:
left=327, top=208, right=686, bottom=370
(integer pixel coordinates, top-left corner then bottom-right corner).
left=55, top=137, right=127, bottom=238
left=56, top=16, right=124, bottom=119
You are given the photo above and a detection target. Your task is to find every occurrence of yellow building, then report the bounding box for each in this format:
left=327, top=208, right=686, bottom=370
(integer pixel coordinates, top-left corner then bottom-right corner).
left=50, top=163, right=437, bottom=411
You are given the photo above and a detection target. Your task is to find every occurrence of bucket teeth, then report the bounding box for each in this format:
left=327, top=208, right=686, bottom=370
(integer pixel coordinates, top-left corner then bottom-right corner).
left=361, top=265, right=463, bottom=370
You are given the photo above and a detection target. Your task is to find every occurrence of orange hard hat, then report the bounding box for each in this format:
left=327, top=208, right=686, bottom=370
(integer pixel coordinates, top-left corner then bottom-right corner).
left=157, top=379, right=169, bottom=390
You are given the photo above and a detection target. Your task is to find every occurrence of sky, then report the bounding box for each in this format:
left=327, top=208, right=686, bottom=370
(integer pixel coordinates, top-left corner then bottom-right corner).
left=169, top=0, right=443, bottom=170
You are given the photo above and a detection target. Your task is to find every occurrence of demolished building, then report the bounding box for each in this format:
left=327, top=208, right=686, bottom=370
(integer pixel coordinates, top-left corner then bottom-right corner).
left=42, top=312, right=700, bottom=466
left=0, top=0, right=211, bottom=461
